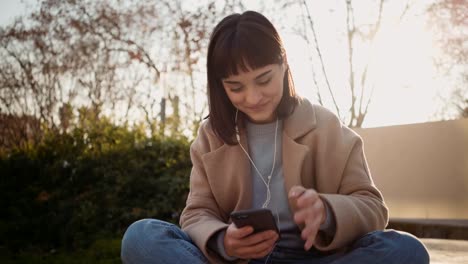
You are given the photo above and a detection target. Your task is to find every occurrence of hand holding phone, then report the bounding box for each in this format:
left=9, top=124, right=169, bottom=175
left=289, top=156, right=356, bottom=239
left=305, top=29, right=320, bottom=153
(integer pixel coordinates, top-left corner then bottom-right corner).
left=224, top=209, right=279, bottom=259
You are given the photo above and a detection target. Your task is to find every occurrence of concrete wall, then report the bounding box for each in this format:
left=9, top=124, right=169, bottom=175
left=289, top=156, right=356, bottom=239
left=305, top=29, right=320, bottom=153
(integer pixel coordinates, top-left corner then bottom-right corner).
left=353, top=118, right=468, bottom=219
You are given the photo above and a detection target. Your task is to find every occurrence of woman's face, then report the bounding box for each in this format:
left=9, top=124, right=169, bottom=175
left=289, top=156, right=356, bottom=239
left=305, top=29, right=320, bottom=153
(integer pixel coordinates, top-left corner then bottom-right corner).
left=222, top=63, right=286, bottom=123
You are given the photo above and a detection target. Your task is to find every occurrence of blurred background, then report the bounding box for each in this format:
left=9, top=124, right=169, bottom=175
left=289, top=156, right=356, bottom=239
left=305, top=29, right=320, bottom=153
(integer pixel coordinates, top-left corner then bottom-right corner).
left=0, top=0, right=466, bottom=263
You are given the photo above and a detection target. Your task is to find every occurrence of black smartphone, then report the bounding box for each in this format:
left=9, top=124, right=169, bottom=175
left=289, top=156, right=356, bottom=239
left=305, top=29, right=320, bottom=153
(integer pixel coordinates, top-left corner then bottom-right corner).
left=230, top=208, right=279, bottom=234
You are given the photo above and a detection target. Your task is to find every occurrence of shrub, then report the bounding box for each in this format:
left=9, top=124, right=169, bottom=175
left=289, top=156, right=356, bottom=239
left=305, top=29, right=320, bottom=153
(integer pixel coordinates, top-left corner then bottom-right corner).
left=0, top=124, right=192, bottom=252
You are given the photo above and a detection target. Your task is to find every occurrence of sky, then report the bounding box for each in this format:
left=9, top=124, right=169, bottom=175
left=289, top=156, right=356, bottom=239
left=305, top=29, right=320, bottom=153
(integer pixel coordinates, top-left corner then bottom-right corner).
left=0, top=0, right=35, bottom=26
left=0, top=0, right=458, bottom=128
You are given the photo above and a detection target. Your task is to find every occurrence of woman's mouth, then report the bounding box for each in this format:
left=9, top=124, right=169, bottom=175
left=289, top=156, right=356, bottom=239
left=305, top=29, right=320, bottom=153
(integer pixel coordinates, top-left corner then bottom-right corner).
left=246, top=103, right=268, bottom=112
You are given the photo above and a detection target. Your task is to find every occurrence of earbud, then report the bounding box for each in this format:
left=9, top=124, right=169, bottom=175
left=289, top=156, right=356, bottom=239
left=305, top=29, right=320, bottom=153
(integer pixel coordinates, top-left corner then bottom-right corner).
left=235, top=108, right=240, bottom=142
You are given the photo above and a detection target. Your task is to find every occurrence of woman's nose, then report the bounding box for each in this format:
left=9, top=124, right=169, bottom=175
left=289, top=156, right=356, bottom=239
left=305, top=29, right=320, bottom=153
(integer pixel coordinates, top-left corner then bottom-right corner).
left=245, top=88, right=262, bottom=106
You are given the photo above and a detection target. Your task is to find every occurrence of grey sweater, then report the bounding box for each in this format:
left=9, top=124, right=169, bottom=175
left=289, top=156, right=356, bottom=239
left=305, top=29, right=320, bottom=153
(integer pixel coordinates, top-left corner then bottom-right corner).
left=247, top=119, right=305, bottom=249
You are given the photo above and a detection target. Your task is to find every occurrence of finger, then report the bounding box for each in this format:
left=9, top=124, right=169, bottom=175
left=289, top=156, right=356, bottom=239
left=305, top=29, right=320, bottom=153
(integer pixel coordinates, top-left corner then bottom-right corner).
left=301, top=218, right=321, bottom=250
left=306, top=198, right=326, bottom=225
left=293, top=205, right=312, bottom=225
left=242, top=230, right=278, bottom=247
left=237, top=234, right=278, bottom=258
left=224, top=225, right=255, bottom=255
left=248, top=242, right=276, bottom=259
left=237, top=239, right=273, bottom=258
left=294, top=200, right=325, bottom=225
left=229, top=225, right=254, bottom=239
left=312, top=199, right=327, bottom=224
left=288, top=185, right=306, bottom=199
left=301, top=217, right=321, bottom=240
left=296, top=189, right=319, bottom=208
left=231, top=231, right=277, bottom=258
left=304, top=236, right=315, bottom=251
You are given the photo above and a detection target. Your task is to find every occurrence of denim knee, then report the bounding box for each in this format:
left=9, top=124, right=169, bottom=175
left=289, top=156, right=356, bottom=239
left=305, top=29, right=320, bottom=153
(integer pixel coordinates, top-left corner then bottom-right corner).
left=121, top=219, right=182, bottom=264
left=380, top=230, right=430, bottom=264
left=121, top=218, right=206, bottom=264
left=121, top=219, right=152, bottom=263
left=395, top=231, right=430, bottom=264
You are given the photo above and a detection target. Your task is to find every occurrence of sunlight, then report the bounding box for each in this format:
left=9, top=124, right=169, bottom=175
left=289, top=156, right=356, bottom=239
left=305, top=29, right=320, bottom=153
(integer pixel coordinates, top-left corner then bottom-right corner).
left=280, top=2, right=446, bottom=128
left=365, top=16, right=442, bottom=127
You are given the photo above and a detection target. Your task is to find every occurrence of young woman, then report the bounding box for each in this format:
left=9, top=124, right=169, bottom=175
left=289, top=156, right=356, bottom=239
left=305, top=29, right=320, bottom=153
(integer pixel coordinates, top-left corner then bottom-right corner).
left=121, top=11, right=430, bottom=264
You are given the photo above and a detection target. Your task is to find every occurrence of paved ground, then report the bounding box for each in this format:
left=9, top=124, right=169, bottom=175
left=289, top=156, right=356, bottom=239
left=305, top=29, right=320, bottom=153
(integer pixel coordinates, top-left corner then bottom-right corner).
left=421, top=238, right=468, bottom=264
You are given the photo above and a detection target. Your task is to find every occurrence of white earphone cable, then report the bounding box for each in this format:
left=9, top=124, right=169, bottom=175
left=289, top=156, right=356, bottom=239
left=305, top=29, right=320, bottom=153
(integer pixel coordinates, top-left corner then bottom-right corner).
left=235, top=109, right=281, bottom=263
left=235, top=109, right=278, bottom=208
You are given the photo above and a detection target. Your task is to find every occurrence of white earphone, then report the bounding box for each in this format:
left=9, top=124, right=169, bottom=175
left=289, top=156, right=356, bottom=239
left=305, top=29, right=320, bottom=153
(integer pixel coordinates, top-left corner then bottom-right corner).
left=235, top=109, right=241, bottom=142
left=235, top=108, right=281, bottom=262
left=235, top=108, right=278, bottom=208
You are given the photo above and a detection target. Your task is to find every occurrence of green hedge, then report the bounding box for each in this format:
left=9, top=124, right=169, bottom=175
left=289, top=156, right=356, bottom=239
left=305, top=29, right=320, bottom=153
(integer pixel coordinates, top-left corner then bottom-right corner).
left=0, top=125, right=192, bottom=252
left=1, top=238, right=121, bottom=264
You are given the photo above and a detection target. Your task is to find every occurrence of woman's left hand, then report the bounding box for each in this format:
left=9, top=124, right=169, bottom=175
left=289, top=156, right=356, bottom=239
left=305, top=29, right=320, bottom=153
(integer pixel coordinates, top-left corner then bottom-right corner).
left=288, top=185, right=326, bottom=251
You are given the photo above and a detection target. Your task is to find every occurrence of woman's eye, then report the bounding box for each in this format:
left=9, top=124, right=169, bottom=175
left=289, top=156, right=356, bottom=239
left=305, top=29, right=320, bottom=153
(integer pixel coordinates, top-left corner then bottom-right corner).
left=258, top=79, right=271, bottom=86
left=230, top=87, right=243, bottom=93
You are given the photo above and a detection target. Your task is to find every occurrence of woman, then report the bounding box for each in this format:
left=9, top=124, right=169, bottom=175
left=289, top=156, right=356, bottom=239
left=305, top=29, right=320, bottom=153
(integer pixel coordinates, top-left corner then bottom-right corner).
left=121, top=11, right=429, bottom=264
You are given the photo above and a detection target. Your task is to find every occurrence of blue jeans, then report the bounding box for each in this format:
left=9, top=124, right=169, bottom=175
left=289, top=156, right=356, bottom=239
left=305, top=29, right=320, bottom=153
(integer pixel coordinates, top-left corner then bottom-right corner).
left=121, top=219, right=429, bottom=264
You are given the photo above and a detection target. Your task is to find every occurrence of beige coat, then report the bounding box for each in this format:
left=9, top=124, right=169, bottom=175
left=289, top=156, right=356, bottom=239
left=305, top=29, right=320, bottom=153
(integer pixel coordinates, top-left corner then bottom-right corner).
left=180, top=98, right=388, bottom=263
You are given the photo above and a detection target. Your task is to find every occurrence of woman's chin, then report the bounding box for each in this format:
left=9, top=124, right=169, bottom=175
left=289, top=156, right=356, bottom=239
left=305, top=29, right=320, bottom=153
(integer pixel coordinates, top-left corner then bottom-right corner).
left=246, top=113, right=275, bottom=124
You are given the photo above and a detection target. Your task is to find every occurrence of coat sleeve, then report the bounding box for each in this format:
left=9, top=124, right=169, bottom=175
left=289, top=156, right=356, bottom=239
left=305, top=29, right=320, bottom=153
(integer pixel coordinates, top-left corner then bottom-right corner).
left=179, top=123, right=234, bottom=264
left=312, top=108, right=389, bottom=251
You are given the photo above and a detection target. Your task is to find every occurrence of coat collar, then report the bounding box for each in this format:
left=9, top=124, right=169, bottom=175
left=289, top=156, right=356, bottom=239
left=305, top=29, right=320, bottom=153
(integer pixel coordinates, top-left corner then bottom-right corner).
left=281, top=98, right=317, bottom=212
left=283, top=98, right=317, bottom=139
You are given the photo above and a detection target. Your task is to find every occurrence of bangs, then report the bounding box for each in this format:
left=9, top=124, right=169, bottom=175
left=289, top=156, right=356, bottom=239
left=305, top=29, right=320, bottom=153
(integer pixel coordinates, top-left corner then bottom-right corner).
left=211, top=24, right=284, bottom=79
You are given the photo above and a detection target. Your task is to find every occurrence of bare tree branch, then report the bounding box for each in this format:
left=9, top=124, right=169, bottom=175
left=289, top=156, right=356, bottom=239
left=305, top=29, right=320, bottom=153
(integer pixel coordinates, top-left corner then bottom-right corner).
left=303, top=0, right=341, bottom=119
left=345, top=0, right=357, bottom=127
left=356, top=0, right=384, bottom=126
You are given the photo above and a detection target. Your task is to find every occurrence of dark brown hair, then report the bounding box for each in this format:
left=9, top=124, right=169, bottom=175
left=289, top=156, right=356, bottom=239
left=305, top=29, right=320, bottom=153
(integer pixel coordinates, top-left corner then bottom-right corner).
left=207, top=11, right=299, bottom=145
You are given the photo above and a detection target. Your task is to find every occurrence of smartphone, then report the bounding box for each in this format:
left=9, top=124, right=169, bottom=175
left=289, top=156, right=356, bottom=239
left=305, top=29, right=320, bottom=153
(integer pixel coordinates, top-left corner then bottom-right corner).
left=230, top=208, right=279, bottom=234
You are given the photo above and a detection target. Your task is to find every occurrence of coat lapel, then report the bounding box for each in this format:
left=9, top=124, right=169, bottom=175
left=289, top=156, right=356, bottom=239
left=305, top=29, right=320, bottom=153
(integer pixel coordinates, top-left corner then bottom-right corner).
left=282, top=99, right=318, bottom=211
left=282, top=132, right=309, bottom=211
left=201, top=129, right=252, bottom=218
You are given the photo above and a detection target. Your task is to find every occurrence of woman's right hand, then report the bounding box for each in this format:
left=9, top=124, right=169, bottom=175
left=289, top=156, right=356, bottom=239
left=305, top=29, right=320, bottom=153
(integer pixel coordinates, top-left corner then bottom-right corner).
left=224, top=223, right=279, bottom=259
